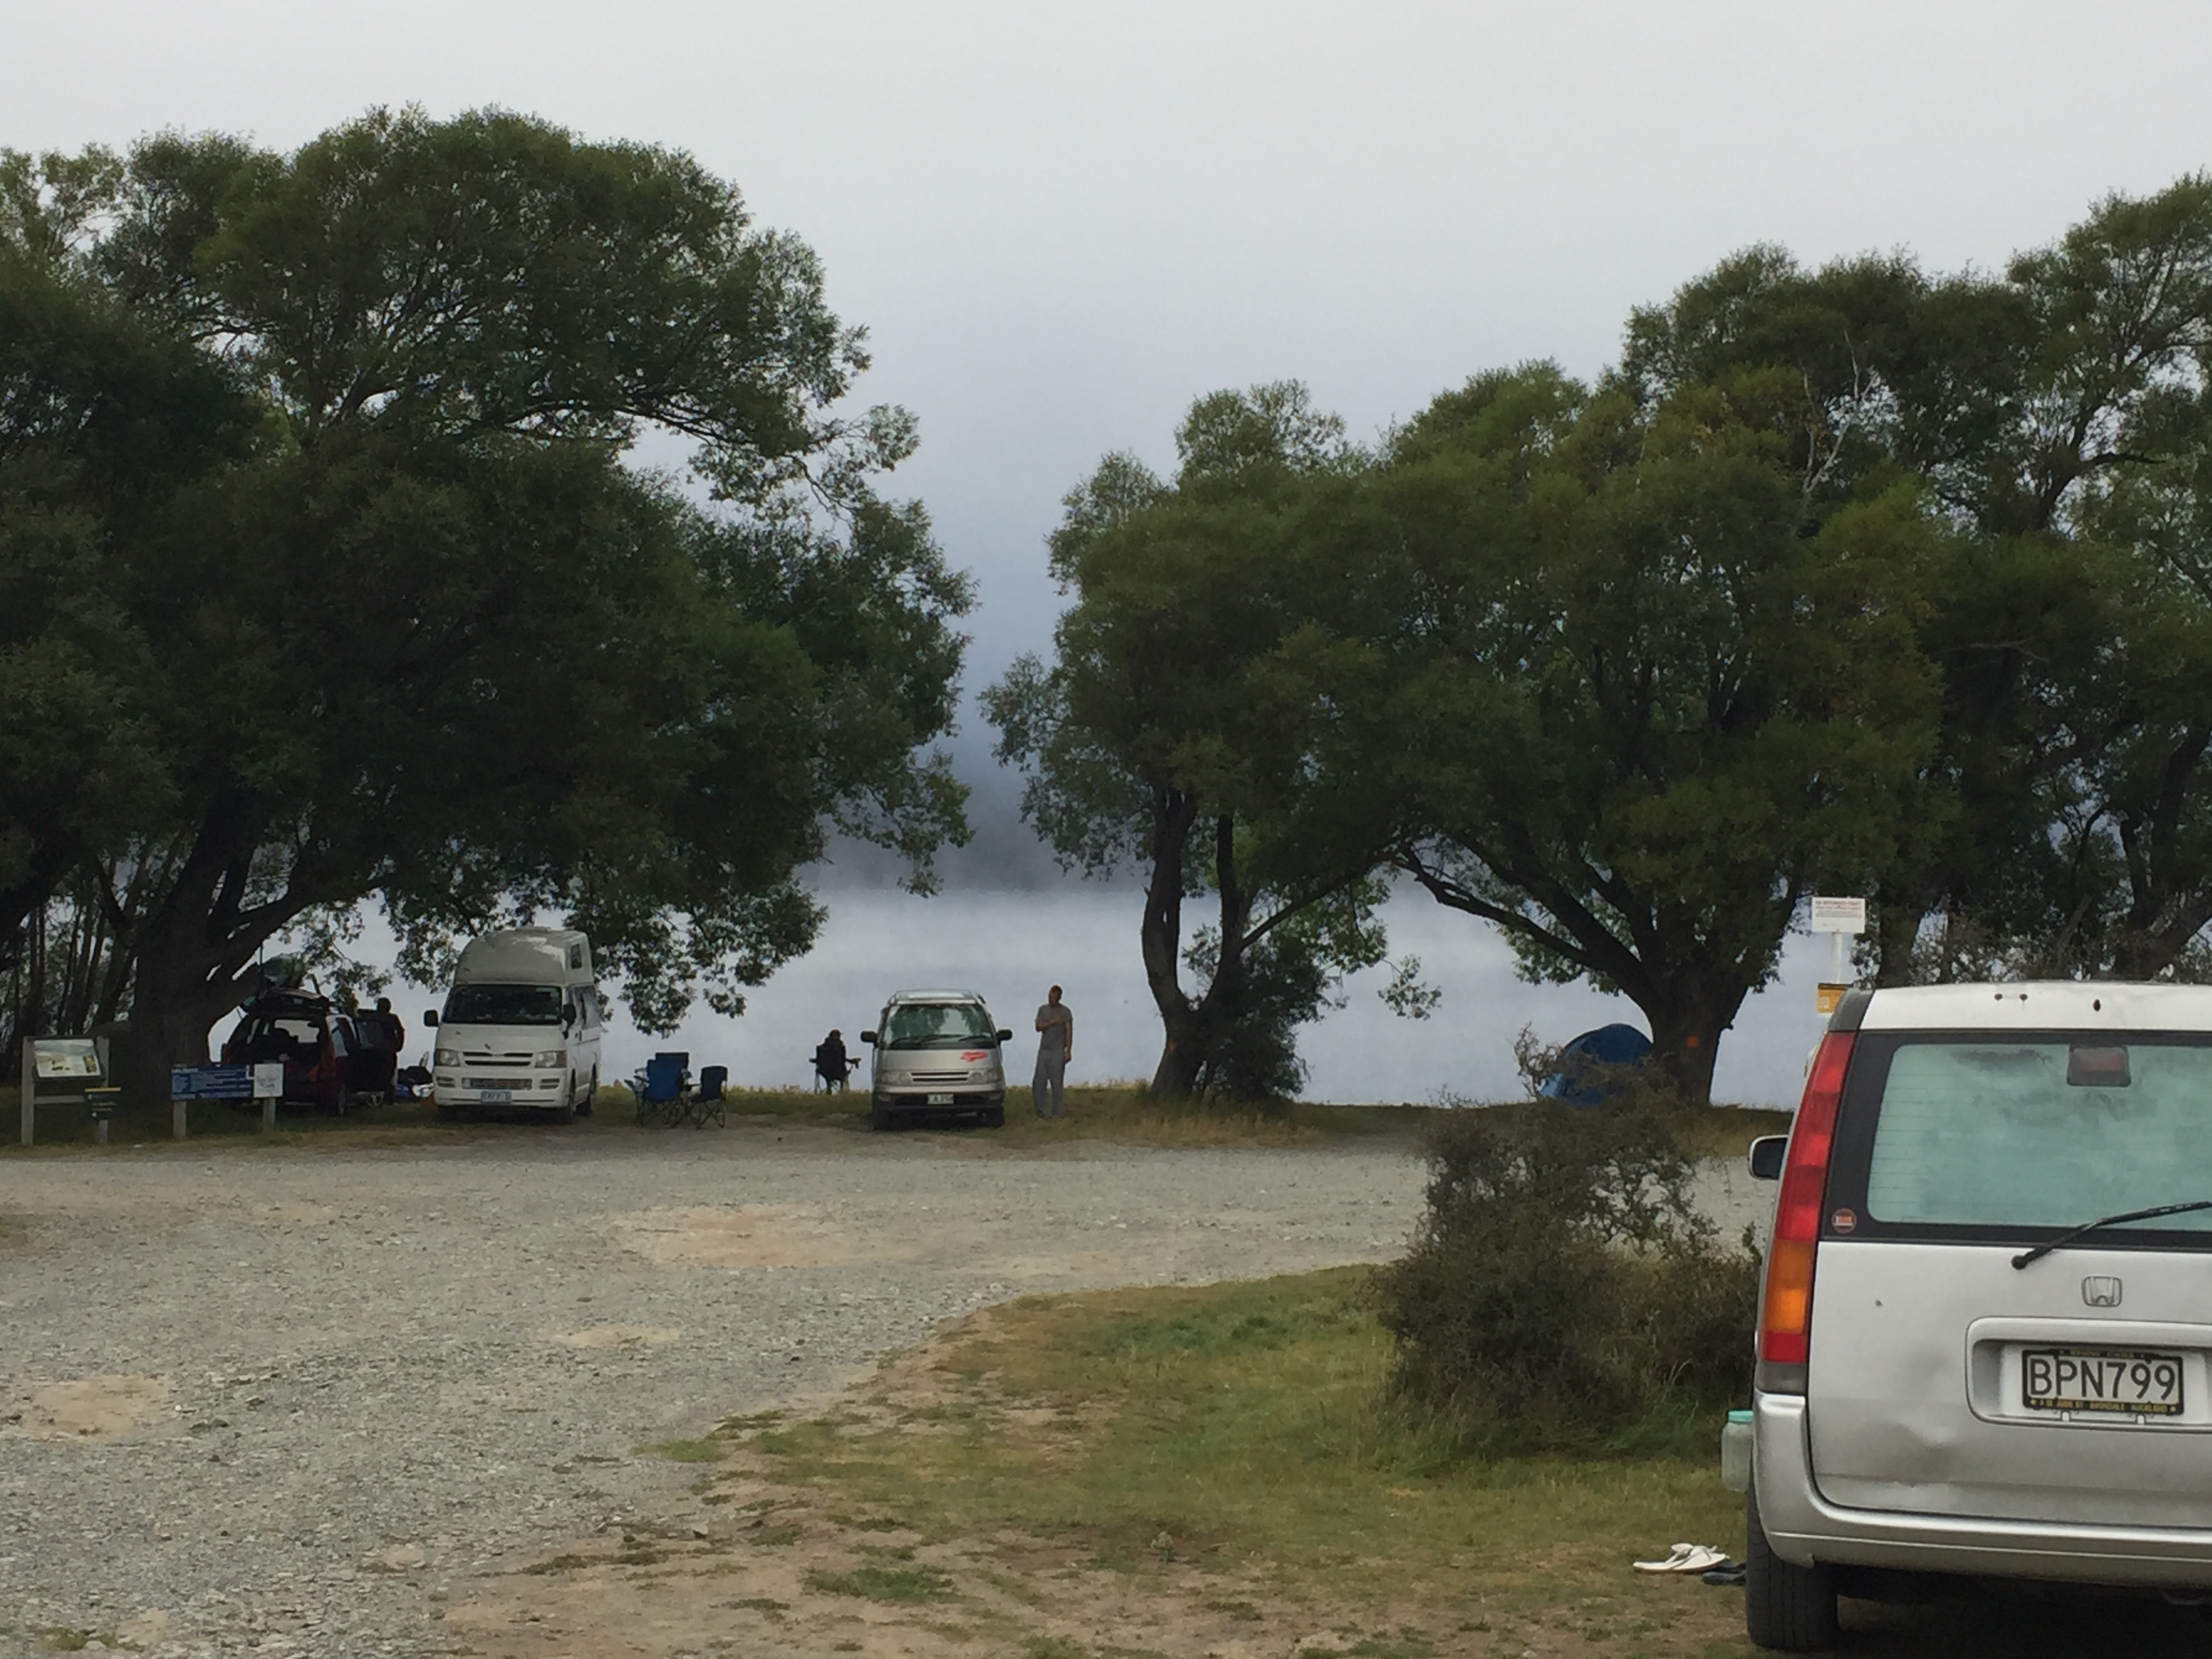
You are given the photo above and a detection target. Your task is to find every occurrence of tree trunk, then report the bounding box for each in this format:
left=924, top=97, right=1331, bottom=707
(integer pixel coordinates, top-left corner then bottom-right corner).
left=1870, top=888, right=1925, bottom=986
left=1634, top=972, right=1750, bottom=1108
left=114, top=795, right=316, bottom=1107
left=1141, top=787, right=1202, bottom=1096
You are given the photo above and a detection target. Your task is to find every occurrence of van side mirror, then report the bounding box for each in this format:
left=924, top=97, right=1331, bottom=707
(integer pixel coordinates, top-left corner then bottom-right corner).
left=422, top=1010, right=439, bottom=1027
left=996, top=1029, right=1014, bottom=1044
left=860, top=1031, right=878, bottom=1046
left=562, top=1002, right=578, bottom=1028
left=1748, top=1135, right=1788, bottom=1181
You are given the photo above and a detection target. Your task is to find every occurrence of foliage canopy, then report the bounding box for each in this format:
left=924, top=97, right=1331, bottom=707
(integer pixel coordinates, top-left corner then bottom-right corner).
left=0, top=110, right=970, bottom=1095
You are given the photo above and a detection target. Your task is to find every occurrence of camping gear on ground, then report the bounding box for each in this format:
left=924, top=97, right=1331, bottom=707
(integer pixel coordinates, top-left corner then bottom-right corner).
left=1538, top=1022, right=1653, bottom=1106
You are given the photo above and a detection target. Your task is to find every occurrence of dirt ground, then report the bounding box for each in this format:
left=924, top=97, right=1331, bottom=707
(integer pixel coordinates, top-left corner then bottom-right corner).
left=0, top=1123, right=1429, bottom=1657
left=446, top=1309, right=1748, bottom=1659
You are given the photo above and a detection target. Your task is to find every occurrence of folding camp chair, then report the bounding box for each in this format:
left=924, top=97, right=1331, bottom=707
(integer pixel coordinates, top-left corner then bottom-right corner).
left=632, top=1052, right=689, bottom=1126
left=684, top=1065, right=727, bottom=1129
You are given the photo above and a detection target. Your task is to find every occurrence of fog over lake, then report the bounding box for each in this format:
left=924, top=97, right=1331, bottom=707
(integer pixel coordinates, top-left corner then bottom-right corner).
left=255, top=829, right=1834, bottom=1112
left=606, top=879, right=1832, bottom=1109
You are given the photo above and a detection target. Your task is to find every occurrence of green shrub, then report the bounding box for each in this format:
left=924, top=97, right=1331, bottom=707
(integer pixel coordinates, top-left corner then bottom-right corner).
left=1372, top=1099, right=1758, bottom=1441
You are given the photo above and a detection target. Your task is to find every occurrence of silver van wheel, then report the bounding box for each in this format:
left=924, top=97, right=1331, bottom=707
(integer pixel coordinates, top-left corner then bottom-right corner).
left=1744, top=1483, right=1837, bottom=1652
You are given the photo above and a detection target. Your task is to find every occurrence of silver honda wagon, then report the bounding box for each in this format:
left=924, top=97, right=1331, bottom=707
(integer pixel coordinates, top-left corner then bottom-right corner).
left=1744, top=981, right=2212, bottom=1650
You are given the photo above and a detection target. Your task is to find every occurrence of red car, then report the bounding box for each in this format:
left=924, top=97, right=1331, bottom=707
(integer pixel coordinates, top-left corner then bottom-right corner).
left=222, top=989, right=384, bottom=1112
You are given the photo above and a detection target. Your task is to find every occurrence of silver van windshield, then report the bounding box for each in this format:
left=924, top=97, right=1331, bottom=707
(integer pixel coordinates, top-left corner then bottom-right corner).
left=881, top=1003, right=994, bottom=1049
left=444, top=983, right=563, bottom=1026
left=1866, top=1038, right=2212, bottom=1228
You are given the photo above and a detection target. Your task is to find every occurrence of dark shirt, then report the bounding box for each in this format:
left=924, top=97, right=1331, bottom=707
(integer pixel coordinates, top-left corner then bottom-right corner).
left=814, top=1038, right=850, bottom=1074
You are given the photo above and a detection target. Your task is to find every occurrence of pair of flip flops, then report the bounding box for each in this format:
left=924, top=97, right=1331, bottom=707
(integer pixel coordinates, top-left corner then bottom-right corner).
left=1633, top=1542, right=1729, bottom=1574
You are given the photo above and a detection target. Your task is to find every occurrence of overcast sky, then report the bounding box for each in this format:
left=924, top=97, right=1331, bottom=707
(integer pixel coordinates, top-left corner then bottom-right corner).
left=13, top=5, right=2212, bottom=1097
left=16, top=1, right=2212, bottom=703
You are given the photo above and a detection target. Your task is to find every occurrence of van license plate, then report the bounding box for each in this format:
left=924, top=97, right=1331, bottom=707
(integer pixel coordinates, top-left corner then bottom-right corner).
left=926, top=1092, right=954, bottom=1105
left=2022, top=1347, right=2185, bottom=1416
left=479, top=1089, right=512, bottom=1102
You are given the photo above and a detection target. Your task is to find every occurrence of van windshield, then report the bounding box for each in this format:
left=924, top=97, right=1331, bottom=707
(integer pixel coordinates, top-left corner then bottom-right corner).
left=1865, top=1038, right=2212, bottom=1229
left=881, top=1002, right=995, bottom=1049
left=444, top=983, right=564, bottom=1027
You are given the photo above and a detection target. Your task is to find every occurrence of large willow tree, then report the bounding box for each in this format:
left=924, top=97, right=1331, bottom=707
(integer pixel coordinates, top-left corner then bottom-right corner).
left=0, top=111, right=972, bottom=1101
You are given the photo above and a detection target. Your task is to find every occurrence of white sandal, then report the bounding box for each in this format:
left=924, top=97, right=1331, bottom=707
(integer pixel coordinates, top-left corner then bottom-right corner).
left=1633, top=1542, right=1727, bottom=1574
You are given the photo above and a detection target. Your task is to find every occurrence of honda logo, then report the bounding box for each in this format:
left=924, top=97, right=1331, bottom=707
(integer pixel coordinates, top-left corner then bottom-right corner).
left=2083, top=1276, right=2123, bottom=1309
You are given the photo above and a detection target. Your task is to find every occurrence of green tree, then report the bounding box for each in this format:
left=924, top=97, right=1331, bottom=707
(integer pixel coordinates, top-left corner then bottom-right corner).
left=0, top=111, right=970, bottom=1101
left=1621, top=175, right=2212, bottom=984
left=0, top=230, right=258, bottom=1049
left=1288, top=365, right=1942, bottom=1102
left=985, top=385, right=1387, bottom=1098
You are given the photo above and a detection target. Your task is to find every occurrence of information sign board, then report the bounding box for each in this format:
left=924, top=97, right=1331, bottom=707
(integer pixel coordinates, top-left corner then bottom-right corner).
left=33, top=1038, right=101, bottom=1080
left=170, top=1064, right=255, bottom=1101
left=1809, top=896, right=1868, bottom=935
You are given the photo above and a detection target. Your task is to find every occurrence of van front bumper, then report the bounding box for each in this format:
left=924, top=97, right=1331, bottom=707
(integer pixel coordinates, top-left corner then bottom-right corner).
left=430, top=1073, right=567, bottom=1103
left=874, top=1088, right=1004, bottom=1110
left=1755, top=1392, right=2212, bottom=1589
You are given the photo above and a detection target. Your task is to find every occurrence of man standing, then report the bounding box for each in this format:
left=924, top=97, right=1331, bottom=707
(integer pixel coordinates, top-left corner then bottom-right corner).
left=1032, top=985, right=1073, bottom=1118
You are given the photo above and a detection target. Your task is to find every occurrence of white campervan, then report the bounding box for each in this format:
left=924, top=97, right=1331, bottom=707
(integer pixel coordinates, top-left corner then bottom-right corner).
left=424, top=928, right=603, bottom=1122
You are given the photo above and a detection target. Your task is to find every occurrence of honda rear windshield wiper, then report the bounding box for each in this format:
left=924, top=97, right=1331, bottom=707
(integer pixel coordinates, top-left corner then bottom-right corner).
left=2011, top=1200, right=2212, bottom=1270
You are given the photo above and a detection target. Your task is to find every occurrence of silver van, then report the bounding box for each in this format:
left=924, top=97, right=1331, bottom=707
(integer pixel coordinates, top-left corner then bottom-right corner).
left=1744, top=981, right=2212, bottom=1649
left=861, top=990, right=1012, bottom=1130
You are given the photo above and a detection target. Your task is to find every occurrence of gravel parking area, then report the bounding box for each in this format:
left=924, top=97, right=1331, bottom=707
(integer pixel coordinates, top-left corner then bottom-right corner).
left=1, top=1125, right=1435, bottom=1658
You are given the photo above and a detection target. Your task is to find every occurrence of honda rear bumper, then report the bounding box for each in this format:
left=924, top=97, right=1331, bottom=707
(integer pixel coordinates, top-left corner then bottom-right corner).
left=1755, top=1392, right=2212, bottom=1588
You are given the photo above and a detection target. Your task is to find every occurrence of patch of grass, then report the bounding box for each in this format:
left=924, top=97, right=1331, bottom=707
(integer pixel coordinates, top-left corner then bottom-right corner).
left=521, top=1553, right=599, bottom=1574
left=741, top=1270, right=1750, bottom=1647
left=636, top=1436, right=723, bottom=1462
left=985, top=1086, right=1437, bottom=1151
left=747, top=1523, right=801, bottom=1547
left=804, top=1563, right=955, bottom=1601
left=827, top=1511, right=909, bottom=1531
left=0, top=1090, right=528, bottom=1156
left=1023, top=1639, right=1092, bottom=1659
left=1667, top=1105, right=1793, bottom=1161
left=723, top=1596, right=788, bottom=1617
left=674, top=1079, right=1439, bottom=1149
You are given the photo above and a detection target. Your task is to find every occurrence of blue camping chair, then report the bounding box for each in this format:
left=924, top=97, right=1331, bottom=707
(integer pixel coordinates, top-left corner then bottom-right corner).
left=632, top=1052, right=691, bottom=1126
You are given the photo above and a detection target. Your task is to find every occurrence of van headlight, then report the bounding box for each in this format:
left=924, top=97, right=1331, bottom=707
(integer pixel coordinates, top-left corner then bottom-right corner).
left=435, top=1047, right=460, bottom=1066
left=534, top=1049, right=567, bottom=1069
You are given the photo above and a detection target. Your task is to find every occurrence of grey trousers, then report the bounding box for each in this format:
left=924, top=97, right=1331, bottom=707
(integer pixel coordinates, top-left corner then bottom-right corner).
left=1032, top=1048, right=1067, bottom=1117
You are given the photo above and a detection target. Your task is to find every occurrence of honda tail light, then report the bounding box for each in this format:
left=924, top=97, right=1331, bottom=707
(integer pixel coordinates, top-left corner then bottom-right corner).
left=1758, top=1031, right=1854, bottom=1387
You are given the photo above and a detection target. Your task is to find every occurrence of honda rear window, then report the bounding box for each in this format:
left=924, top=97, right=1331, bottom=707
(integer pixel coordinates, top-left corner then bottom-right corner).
left=1863, top=1038, right=2212, bottom=1229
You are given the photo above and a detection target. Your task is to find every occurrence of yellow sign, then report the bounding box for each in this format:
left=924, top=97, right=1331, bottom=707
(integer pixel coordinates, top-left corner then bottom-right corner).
left=1814, top=983, right=1849, bottom=1015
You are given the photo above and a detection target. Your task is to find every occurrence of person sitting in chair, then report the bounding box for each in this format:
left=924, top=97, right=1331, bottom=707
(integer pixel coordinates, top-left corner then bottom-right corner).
left=812, top=1029, right=858, bottom=1092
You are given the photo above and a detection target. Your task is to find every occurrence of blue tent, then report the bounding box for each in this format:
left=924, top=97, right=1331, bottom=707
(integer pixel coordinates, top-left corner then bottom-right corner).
left=1538, top=1023, right=1653, bottom=1106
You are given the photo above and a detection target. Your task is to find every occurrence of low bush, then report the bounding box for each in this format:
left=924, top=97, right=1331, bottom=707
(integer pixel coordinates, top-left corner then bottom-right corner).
left=1371, top=1099, right=1759, bottom=1443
